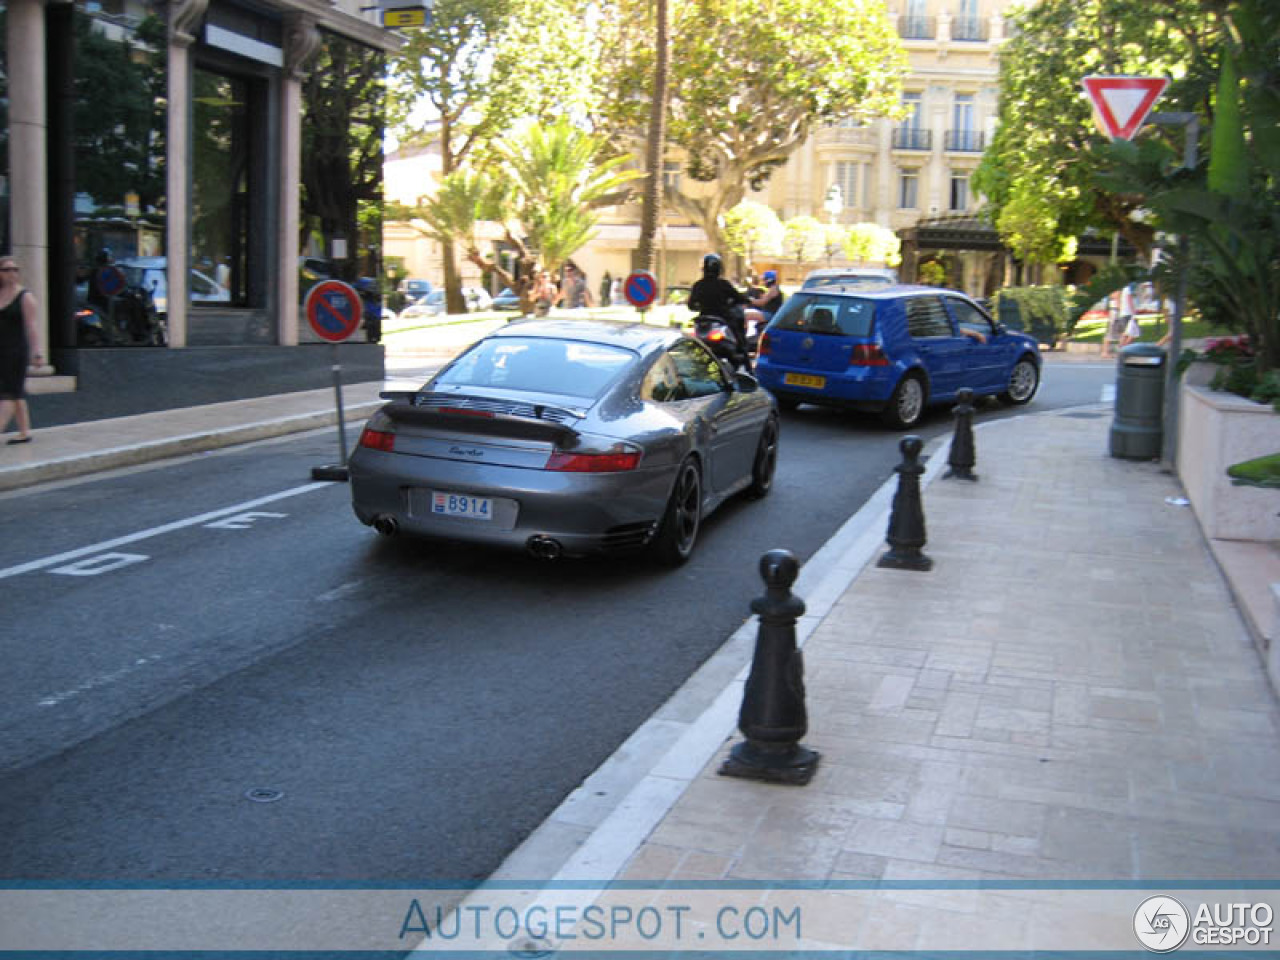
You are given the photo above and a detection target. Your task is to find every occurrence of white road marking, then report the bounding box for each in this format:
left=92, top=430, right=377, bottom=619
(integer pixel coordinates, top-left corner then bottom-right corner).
left=51, top=552, right=149, bottom=576
left=204, top=511, right=288, bottom=530
left=0, top=482, right=330, bottom=581
left=1101, top=383, right=1116, bottom=403
left=38, top=655, right=164, bottom=708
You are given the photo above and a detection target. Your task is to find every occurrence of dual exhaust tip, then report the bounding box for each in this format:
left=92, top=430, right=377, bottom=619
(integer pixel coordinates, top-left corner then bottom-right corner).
left=373, top=515, right=563, bottom=561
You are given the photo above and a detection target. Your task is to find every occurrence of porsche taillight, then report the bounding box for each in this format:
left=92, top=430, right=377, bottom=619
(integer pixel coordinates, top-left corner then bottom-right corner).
left=359, top=427, right=396, bottom=452
left=545, top=444, right=642, bottom=472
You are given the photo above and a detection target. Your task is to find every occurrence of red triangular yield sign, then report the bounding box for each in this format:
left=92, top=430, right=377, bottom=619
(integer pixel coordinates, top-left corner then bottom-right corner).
left=1082, top=75, right=1170, bottom=140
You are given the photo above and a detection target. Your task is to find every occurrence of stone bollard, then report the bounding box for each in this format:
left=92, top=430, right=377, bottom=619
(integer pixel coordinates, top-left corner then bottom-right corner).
left=719, top=549, right=820, bottom=786
left=944, top=387, right=979, bottom=481
left=877, top=435, right=933, bottom=571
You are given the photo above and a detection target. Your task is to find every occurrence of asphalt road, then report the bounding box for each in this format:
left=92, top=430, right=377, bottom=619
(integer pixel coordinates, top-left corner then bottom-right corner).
left=0, top=360, right=1113, bottom=882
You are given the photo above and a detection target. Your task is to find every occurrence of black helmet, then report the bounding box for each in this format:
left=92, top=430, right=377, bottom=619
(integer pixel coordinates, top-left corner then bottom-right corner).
left=702, top=253, right=723, bottom=279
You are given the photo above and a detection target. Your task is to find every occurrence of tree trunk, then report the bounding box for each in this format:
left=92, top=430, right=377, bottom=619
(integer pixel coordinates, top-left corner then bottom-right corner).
left=635, top=0, right=670, bottom=275
left=439, top=112, right=468, bottom=316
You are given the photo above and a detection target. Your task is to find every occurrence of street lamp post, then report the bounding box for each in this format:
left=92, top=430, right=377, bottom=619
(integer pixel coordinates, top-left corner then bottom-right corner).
left=823, top=184, right=843, bottom=265
left=823, top=183, right=843, bottom=225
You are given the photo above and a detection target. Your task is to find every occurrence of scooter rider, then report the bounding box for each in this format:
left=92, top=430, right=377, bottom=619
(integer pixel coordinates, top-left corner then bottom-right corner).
left=688, top=253, right=753, bottom=371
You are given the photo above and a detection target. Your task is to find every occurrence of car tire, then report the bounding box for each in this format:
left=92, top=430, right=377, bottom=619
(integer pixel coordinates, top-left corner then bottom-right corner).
left=745, top=416, right=779, bottom=499
left=882, top=373, right=926, bottom=429
left=652, top=458, right=702, bottom=566
left=1000, top=356, right=1040, bottom=405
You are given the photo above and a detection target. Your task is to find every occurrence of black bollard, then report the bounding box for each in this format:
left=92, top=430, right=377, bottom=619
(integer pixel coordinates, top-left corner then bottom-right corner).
left=877, top=435, right=933, bottom=571
left=944, top=387, right=979, bottom=481
left=719, top=550, right=820, bottom=786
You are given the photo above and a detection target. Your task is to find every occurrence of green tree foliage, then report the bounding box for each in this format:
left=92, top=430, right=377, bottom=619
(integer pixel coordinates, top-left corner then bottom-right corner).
left=408, top=120, right=641, bottom=314
left=842, top=222, right=902, bottom=266
left=995, top=188, right=1078, bottom=267
left=387, top=0, right=597, bottom=310
left=782, top=216, right=827, bottom=266
left=821, top=223, right=848, bottom=266
left=722, top=201, right=783, bottom=270
left=595, top=0, right=906, bottom=252
left=1093, top=0, right=1280, bottom=371
left=972, top=0, right=1215, bottom=261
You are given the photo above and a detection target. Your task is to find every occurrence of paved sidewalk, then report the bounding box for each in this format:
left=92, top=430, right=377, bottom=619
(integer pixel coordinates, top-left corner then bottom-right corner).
left=478, top=408, right=1280, bottom=951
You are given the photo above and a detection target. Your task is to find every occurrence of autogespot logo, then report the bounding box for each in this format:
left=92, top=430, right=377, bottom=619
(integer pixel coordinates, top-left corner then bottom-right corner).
left=1135, top=896, right=1191, bottom=952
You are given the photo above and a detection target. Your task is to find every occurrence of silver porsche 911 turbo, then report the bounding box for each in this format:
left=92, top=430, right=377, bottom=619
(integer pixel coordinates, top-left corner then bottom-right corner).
left=349, top=317, right=779, bottom=564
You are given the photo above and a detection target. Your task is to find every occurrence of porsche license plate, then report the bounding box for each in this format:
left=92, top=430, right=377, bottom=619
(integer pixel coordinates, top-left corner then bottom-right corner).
left=431, top=491, right=493, bottom=520
left=784, top=373, right=826, bottom=389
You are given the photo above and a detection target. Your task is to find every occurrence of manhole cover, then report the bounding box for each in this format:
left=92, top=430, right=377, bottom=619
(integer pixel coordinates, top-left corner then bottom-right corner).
left=244, top=788, right=285, bottom=803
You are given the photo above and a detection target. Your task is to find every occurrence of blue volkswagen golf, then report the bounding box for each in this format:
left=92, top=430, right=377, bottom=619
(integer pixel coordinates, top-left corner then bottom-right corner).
left=755, top=284, right=1041, bottom=428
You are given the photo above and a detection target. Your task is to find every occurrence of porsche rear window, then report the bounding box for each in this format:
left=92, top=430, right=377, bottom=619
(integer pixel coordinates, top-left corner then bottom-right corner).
left=435, top=336, right=635, bottom=399
left=771, top=294, right=875, bottom=337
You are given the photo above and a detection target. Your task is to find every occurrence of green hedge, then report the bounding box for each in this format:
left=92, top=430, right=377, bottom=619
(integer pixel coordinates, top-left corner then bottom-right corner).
left=990, top=286, right=1069, bottom=348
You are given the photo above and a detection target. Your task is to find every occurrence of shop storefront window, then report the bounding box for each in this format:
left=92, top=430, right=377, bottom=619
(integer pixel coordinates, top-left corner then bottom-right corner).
left=72, top=1, right=167, bottom=347
left=299, top=33, right=384, bottom=298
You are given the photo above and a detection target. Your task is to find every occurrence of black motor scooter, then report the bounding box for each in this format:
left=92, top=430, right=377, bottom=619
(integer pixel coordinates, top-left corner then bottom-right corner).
left=692, top=313, right=752, bottom=371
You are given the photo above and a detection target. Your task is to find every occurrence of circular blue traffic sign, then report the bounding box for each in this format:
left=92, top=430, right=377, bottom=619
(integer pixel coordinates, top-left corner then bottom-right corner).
left=624, top=270, right=659, bottom=309
left=96, top=265, right=127, bottom=297
left=305, top=280, right=363, bottom=342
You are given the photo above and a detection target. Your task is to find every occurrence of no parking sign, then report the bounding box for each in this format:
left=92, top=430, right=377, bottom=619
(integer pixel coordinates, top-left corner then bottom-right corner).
left=305, top=280, right=363, bottom=342
left=623, top=270, right=659, bottom=310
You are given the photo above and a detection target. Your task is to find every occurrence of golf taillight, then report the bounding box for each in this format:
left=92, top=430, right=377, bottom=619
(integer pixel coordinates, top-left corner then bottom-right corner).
left=359, top=427, right=396, bottom=452
left=850, top=343, right=888, bottom=366
left=758, top=332, right=772, bottom=356
left=546, top=446, right=642, bottom=472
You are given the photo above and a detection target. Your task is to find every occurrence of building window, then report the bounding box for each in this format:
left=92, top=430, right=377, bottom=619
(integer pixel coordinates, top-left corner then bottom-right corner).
left=832, top=162, right=858, bottom=213
left=950, top=174, right=969, bottom=211
left=894, top=92, right=930, bottom=150
left=946, top=95, right=983, bottom=151
left=899, top=171, right=919, bottom=209
left=901, top=0, right=933, bottom=38
left=952, top=0, right=985, bottom=40
left=662, top=161, right=682, bottom=193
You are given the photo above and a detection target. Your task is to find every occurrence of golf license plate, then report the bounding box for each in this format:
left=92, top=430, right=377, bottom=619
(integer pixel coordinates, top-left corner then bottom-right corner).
left=784, top=373, right=826, bottom=389
left=431, top=491, right=493, bottom=521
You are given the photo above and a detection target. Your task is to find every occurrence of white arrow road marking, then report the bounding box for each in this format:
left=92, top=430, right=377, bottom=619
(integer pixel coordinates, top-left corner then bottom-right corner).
left=0, top=482, right=330, bottom=581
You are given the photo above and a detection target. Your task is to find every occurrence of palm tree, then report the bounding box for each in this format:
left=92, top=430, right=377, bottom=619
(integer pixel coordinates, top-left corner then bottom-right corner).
left=414, top=120, right=640, bottom=315
left=635, top=0, right=670, bottom=274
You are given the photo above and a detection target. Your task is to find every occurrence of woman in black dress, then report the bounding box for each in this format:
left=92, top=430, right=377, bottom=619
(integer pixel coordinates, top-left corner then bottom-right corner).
left=0, top=255, right=44, bottom=444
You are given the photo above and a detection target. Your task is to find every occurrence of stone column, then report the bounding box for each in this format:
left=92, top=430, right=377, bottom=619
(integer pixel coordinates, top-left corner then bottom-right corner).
left=7, top=0, right=49, bottom=356
left=279, top=13, right=321, bottom=347
left=166, top=0, right=209, bottom=348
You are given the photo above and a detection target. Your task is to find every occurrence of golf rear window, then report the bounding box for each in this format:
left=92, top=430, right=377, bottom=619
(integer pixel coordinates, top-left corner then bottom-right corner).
left=436, top=336, right=635, bottom=399
left=771, top=294, right=875, bottom=337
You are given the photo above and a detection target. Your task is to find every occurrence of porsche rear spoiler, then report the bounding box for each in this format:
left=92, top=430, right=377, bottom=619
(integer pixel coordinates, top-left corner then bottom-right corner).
left=378, top=392, right=576, bottom=445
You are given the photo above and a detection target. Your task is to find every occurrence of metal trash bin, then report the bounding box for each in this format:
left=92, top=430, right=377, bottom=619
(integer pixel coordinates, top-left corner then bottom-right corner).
left=1110, top=343, right=1166, bottom=459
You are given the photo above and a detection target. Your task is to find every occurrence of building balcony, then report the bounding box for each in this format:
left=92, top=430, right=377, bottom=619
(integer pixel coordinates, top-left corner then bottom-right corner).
left=944, top=129, right=986, bottom=152
left=892, top=127, right=932, bottom=151
left=815, top=124, right=876, bottom=147
left=950, top=16, right=988, bottom=41
left=898, top=15, right=934, bottom=39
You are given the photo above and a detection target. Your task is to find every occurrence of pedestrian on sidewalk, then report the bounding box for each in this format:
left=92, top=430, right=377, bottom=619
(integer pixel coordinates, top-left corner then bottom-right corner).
left=0, top=255, right=44, bottom=444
